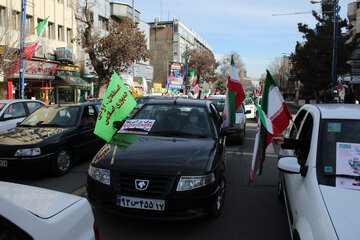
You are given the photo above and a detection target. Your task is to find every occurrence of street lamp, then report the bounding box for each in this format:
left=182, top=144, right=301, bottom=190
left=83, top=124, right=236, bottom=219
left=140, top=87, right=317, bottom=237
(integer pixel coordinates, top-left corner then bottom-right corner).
left=311, top=0, right=339, bottom=97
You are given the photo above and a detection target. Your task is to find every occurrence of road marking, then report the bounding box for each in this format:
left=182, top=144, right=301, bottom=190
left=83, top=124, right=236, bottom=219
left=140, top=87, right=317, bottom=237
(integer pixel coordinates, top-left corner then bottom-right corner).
left=226, top=151, right=278, bottom=158
left=71, top=185, right=87, bottom=196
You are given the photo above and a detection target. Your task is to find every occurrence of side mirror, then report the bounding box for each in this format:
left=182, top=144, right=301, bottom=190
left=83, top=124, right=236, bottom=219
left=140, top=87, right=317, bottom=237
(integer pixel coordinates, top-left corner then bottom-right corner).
left=113, top=120, right=125, bottom=129
left=278, top=157, right=300, bottom=174
left=220, top=127, right=236, bottom=137
left=245, top=110, right=251, bottom=114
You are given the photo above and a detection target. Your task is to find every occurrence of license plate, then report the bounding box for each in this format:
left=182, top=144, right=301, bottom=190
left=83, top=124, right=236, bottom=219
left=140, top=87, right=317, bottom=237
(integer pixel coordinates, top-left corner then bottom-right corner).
left=116, top=196, right=165, bottom=211
left=0, top=160, right=7, bottom=167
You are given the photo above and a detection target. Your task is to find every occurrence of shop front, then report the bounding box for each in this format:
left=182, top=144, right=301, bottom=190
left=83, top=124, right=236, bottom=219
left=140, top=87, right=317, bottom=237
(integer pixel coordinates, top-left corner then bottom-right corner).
left=55, top=65, right=91, bottom=103
left=8, top=59, right=59, bottom=104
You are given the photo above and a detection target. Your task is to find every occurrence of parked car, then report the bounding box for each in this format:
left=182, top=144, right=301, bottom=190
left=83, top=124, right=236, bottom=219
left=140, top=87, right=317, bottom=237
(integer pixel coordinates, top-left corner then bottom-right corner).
left=277, top=104, right=360, bottom=240
left=0, top=102, right=105, bottom=176
left=208, top=95, right=248, bottom=144
left=87, top=98, right=234, bottom=219
left=0, top=181, right=99, bottom=240
left=244, top=97, right=257, bottom=119
left=0, top=99, right=46, bottom=132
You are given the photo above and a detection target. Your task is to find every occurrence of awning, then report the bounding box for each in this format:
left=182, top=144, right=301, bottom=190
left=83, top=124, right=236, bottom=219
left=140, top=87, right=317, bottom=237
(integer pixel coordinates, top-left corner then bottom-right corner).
left=56, top=75, right=91, bottom=90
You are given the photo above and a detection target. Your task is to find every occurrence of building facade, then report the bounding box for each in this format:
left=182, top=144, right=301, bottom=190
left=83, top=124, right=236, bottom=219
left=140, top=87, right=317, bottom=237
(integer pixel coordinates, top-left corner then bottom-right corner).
left=148, top=19, right=213, bottom=88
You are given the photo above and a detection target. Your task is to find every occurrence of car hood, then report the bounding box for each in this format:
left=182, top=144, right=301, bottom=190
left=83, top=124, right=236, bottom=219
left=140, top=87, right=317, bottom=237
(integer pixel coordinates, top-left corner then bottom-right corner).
left=93, top=133, right=217, bottom=175
left=0, top=127, right=67, bottom=145
left=0, top=181, right=82, bottom=219
left=319, top=185, right=360, bottom=239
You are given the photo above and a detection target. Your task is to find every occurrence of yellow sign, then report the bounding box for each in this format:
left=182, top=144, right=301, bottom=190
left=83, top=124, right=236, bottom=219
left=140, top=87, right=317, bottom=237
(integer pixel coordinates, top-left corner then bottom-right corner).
left=153, top=83, right=162, bottom=93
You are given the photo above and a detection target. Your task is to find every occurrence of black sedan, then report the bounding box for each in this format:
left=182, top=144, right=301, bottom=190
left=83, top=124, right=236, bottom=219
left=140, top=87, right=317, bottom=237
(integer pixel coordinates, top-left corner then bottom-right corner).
left=87, top=98, right=234, bottom=219
left=0, top=102, right=105, bottom=176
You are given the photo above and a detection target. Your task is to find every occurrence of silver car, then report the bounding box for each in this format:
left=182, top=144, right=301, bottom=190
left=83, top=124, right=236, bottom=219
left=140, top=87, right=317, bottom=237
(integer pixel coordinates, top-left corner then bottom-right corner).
left=0, top=99, right=46, bottom=132
left=208, top=95, right=248, bottom=144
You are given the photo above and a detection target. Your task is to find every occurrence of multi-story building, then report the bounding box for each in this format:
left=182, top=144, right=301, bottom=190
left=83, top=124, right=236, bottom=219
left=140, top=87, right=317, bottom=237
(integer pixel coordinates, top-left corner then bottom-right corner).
left=148, top=19, right=213, bottom=88
left=0, top=0, right=81, bottom=101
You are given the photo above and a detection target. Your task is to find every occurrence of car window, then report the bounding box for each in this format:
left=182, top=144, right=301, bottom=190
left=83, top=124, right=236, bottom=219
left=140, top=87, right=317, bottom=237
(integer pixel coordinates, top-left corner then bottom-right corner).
left=289, top=109, right=307, bottom=139
left=134, top=104, right=213, bottom=137
left=208, top=98, right=225, bottom=112
left=26, top=102, right=43, bottom=114
left=295, top=113, right=313, bottom=165
left=317, top=119, right=360, bottom=187
left=209, top=103, right=221, bottom=127
left=81, top=106, right=97, bottom=125
left=4, top=103, right=26, bottom=118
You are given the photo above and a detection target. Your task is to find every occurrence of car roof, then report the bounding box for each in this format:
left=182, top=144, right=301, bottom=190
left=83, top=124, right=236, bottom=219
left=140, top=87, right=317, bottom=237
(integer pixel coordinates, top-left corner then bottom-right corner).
left=45, top=102, right=101, bottom=108
left=207, top=95, right=226, bottom=99
left=0, top=99, right=44, bottom=104
left=304, top=104, right=360, bottom=119
left=146, top=98, right=209, bottom=107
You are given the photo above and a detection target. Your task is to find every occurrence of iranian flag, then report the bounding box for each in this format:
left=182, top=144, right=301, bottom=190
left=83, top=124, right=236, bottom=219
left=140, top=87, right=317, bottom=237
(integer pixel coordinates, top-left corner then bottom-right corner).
left=249, top=70, right=292, bottom=184
left=223, top=55, right=245, bottom=127
left=251, top=96, right=280, bottom=136
left=190, top=70, right=195, bottom=87
left=23, top=17, right=49, bottom=59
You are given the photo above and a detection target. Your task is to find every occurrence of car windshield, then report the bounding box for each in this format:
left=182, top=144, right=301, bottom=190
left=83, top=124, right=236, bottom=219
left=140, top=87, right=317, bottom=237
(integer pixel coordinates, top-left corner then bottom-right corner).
left=133, top=104, right=213, bottom=137
left=317, top=119, right=360, bottom=187
left=20, top=106, right=80, bottom=127
left=0, top=103, right=5, bottom=112
left=136, top=97, right=150, bottom=105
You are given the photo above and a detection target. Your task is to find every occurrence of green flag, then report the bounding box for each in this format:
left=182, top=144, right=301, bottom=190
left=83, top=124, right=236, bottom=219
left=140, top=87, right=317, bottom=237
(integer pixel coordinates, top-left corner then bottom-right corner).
left=94, top=71, right=136, bottom=142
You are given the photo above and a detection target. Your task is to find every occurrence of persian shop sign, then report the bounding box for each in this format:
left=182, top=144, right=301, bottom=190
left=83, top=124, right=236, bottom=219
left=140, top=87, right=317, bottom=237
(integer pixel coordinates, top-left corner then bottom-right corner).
left=167, top=61, right=184, bottom=89
left=14, top=60, right=58, bottom=79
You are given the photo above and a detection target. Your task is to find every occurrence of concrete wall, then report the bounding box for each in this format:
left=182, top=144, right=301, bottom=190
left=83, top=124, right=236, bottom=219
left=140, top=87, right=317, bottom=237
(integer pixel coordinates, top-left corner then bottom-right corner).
left=150, top=27, right=173, bottom=86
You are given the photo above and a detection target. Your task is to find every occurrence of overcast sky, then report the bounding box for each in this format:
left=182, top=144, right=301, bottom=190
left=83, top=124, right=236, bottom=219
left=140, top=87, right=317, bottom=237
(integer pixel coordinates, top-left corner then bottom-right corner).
left=116, top=0, right=355, bottom=78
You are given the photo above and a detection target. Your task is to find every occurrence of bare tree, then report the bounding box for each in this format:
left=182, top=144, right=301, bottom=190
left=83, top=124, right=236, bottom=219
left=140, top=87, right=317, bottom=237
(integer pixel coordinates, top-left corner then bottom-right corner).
left=187, top=47, right=219, bottom=85
left=76, top=0, right=150, bottom=97
left=267, top=57, right=286, bottom=89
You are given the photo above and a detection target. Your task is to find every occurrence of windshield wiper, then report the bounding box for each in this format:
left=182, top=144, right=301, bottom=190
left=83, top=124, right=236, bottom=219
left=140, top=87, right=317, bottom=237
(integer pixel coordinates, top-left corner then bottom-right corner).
left=325, top=173, right=360, bottom=180
left=36, top=123, right=62, bottom=127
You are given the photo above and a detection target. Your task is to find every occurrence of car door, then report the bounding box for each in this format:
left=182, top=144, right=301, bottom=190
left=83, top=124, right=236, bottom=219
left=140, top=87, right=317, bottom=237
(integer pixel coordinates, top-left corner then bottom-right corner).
left=284, top=112, right=320, bottom=238
left=76, top=105, right=102, bottom=159
left=0, top=102, right=27, bottom=132
left=209, top=103, right=226, bottom=165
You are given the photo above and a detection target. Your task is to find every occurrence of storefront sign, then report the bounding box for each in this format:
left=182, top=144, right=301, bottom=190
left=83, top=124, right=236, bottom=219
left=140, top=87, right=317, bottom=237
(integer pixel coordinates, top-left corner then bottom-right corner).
left=167, top=61, right=184, bottom=89
left=135, top=63, right=154, bottom=81
left=13, top=59, right=59, bottom=80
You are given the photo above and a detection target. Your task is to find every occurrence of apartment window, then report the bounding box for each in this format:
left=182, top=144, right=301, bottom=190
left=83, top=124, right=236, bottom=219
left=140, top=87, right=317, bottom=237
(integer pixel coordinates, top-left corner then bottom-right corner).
left=98, top=16, right=108, bottom=30
left=58, top=25, right=64, bottom=41
left=0, top=8, right=5, bottom=26
left=66, top=0, right=71, bottom=6
left=12, top=11, right=20, bottom=30
left=57, top=0, right=63, bottom=3
left=66, top=28, right=72, bottom=43
left=48, top=22, right=54, bottom=39
left=26, top=15, right=33, bottom=34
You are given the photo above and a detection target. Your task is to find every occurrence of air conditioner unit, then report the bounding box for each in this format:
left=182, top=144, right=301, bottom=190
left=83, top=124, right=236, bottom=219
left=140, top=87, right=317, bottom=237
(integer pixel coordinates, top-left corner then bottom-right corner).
left=56, top=47, right=73, bottom=62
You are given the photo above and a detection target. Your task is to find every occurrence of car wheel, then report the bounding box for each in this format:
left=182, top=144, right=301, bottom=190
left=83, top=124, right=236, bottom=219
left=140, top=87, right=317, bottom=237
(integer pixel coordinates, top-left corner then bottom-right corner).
left=208, top=175, right=226, bottom=218
left=51, top=147, right=72, bottom=176
left=277, top=171, right=284, bottom=203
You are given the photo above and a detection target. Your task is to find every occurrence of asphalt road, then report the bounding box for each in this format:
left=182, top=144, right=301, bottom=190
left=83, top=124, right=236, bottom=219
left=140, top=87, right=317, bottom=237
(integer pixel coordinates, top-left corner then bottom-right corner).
left=1, top=118, right=291, bottom=240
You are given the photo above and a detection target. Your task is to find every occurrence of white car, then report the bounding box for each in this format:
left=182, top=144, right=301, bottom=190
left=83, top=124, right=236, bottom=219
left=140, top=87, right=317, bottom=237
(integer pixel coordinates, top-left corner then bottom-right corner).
left=0, top=99, right=46, bottom=132
left=0, top=181, right=98, bottom=240
left=277, top=104, right=360, bottom=240
left=244, top=98, right=257, bottom=119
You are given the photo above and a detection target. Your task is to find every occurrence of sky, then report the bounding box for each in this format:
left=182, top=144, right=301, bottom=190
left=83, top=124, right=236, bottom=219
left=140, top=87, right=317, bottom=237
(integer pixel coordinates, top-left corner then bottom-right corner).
left=117, top=0, right=355, bottom=78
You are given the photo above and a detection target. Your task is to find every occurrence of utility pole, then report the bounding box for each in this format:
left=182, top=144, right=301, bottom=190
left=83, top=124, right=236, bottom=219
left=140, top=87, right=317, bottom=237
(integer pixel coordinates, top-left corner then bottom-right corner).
left=184, top=45, right=188, bottom=95
left=132, top=0, right=135, bottom=88
left=331, top=0, right=339, bottom=97
left=19, top=0, right=27, bottom=99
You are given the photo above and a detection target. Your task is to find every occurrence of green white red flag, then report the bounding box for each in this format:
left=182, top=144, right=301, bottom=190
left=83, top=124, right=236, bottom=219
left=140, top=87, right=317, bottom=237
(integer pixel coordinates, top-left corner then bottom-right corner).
left=249, top=70, right=292, bottom=184
left=251, top=96, right=280, bottom=136
left=223, top=55, right=245, bottom=127
left=190, top=70, right=195, bottom=87
left=23, top=17, right=49, bottom=59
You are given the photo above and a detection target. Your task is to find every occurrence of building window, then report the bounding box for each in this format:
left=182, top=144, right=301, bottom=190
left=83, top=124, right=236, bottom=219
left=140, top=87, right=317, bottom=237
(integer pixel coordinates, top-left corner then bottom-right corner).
left=12, top=11, right=20, bottom=30
left=0, top=8, right=5, bottom=26
left=57, top=0, right=63, bottom=3
left=26, top=15, right=33, bottom=34
left=58, top=25, right=64, bottom=41
left=98, top=16, right=108, bottom=30
left=48, top=22, right=54, bottom=39
left=67, top=0, right=71, bottom=6
left=67, top=28, right=72, bottom=43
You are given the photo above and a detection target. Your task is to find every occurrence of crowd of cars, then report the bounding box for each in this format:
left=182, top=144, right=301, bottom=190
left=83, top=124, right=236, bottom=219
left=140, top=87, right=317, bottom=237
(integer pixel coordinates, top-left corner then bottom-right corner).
left=1, top=94, right=359, bottom=238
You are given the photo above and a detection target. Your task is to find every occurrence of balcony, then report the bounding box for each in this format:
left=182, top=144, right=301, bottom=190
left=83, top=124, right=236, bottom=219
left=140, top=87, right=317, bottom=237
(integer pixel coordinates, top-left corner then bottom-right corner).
left=110, top=2, right=140, bottom=23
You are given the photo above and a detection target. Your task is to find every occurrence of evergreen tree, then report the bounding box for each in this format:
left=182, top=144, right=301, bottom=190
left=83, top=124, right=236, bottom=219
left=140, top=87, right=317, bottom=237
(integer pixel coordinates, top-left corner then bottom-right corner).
left=291, top=2, right=359, bottom=99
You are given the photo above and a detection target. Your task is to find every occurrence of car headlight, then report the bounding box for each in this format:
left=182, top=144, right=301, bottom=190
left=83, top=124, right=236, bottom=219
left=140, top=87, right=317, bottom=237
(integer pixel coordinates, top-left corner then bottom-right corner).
left=14, top=148, right=41, bottom=157
left=88, top=165, right=110, bottom=185
left=176, top=173, right=215, bottom=191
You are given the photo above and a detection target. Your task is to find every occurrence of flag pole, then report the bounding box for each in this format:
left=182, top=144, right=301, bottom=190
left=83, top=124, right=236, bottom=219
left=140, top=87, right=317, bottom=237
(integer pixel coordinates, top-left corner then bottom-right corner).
left=19, top=0, right=27, bottom=99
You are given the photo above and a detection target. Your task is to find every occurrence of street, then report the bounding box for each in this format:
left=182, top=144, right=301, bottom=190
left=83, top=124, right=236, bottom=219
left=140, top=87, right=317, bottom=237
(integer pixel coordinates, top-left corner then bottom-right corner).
left=0, top=119, right=290, bottom=240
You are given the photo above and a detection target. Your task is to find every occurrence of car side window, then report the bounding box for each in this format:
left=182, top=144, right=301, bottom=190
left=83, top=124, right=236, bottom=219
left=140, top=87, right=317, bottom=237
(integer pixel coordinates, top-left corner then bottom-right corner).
left=26, top=102, right=43, bottom=114
left=295, top=114, right=313, bottom=165
left=289, top=110, right=307, bottom=139
left=209, top=103, right=221, bottom=125
left=5, top=103, right=26, bottom=118
left=81, top=106, right=97, bottom=125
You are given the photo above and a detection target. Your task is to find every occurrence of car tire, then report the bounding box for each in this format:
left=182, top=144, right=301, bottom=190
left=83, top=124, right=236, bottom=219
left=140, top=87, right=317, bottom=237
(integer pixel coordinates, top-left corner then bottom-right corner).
left=51, top=147, right=72, bottom=176
left=277, top=171, right=284, bottom=203
left=208, top=175, right=226, bottom=219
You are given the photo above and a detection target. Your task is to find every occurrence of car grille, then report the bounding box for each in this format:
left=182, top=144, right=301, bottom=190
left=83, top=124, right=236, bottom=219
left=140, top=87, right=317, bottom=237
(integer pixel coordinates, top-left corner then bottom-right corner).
left=112, top=172, right=176, bottom=198
left=0, top=148, right=16, bottom=158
